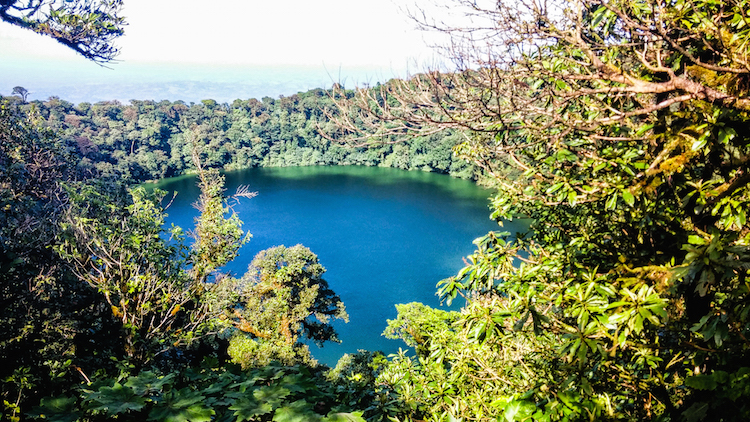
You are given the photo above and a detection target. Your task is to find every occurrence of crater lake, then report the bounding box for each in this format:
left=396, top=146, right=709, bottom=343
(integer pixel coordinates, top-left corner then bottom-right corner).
left=151, top=165, right=513, bottom=366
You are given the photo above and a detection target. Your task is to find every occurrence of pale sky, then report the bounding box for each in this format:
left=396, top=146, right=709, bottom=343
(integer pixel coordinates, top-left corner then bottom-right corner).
left=0, top=0, right=448, bottom=103
left=116, top=0, right=436, bottom=66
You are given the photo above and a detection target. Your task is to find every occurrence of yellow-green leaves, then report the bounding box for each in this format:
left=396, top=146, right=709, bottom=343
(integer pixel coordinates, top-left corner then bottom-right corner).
left=610, top=285, right=668, bottom=340
left=229, top=245, right=348, bottom=368
left=190, top=168, right=250, bottom=283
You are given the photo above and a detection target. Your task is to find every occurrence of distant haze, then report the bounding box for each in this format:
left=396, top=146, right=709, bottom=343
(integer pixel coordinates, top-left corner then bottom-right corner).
left=0, top=0, right=448, bottom=104
left=1, top=59, right=396, bottom=104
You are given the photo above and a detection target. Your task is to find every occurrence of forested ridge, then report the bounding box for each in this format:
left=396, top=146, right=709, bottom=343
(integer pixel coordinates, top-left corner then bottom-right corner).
left=0, top=88, right=476, bottom=185
left=4, top=0, right=750, bottom=420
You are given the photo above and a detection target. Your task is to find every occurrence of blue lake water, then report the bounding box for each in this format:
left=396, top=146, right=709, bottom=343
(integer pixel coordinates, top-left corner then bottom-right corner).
left=152, top=165, right=510, bottom=366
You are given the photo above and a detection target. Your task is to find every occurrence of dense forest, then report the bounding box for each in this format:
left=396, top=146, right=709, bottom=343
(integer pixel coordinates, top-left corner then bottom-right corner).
left=3, top=0, right=750, bottom=420
left=0, top=90, right=476, bottom=185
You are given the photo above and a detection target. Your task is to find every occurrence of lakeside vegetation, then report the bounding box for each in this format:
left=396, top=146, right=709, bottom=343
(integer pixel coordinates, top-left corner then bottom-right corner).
left=3, top=0, right=750, bottom=420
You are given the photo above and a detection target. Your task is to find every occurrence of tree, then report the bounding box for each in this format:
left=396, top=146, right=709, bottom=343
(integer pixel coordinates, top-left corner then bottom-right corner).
left=57, top=185, right=200, bottom=362
left=335, top=0, right=750, bottom=420
left=188, top=148, right=255, bottom=284
left=11, top=86, right=28, bottom=102
left=228, top=245, right=349, bottom=367
left=55, top=161, right=252, bottom=365
left=0, top=0, right=125, bottom=63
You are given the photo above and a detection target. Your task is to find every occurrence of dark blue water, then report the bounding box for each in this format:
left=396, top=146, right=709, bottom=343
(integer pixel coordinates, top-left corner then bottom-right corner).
left=152, top=166, right=509, bottom=366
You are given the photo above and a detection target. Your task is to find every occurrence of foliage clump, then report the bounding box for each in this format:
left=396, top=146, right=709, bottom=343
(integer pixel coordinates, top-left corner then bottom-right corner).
left=0, top=0, right=125, bottom=63
left=228, top=245, right=349, bottom=368
left=29, top=359, right=370, bottom=422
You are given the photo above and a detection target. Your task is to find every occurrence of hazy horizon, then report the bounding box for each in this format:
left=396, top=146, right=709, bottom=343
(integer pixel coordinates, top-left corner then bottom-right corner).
left=1, top=0, right=449, bottom=104
left=2, top=60, right=400, bottom=104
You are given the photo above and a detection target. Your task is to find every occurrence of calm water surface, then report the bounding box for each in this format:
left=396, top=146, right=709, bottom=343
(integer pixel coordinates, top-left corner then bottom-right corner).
left=153, top=166, right=510, bottom=365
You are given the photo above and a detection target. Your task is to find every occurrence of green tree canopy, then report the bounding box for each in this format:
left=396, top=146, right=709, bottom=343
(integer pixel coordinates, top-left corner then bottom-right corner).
left=228, top=245, right=349, bottom=367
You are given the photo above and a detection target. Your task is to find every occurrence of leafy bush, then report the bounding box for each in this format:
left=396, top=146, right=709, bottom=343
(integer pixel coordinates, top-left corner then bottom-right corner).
left=30, top=359, right=370, bottom=422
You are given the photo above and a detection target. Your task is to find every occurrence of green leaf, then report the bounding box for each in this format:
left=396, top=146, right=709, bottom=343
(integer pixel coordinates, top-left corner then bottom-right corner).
left=621, top=189, right=634, bottom=207
left=28, top=397, right=79, bottom=422
left=589, top=6, right=609, bottom=28
left=504, top=399, right=536, bottom=421
left=124, top=371, right=176, bottom=396
left=691, top=133, right=709, bottom=150
left=280, top=374, right=317, bottom=394
left=685, top=374, right=718, bottom=390
left=272, top=400, right=319, bottom=422
left=682, top=401, right=709, bottom=422
left=324, top=412, right=367, bottom=422
left=253, top=385, right=291, bottom=409
left=688, top=235, right=707, bottom=245
left=84, top=383, right=146, bottom=414
left=546, top=182, right=563, bottom=194
left=147, top=389, right=214, bottom=422
left=230, top=397, right=273, bottom=421
left=717, top=127, right=737, bottom=144
left=593, top=162, right=607, bottom=172
left=567, top=189, right=577, bottom=205
left=606, top=193, right=618, bottom=210
left=635, top=124, right=654, bottom=136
